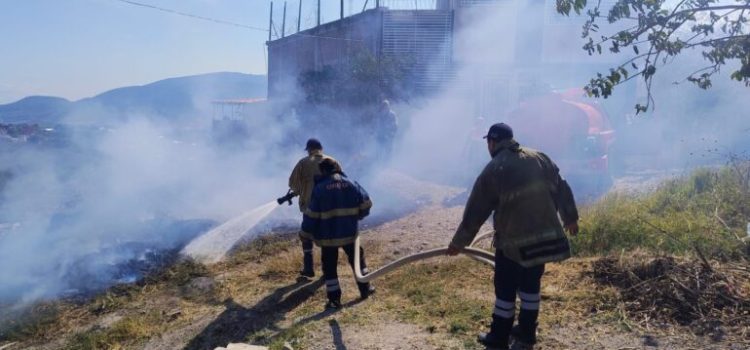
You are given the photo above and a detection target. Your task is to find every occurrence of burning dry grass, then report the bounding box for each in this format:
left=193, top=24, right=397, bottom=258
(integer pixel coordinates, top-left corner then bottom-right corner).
left=0, top=253, right=229, bottom=349
left=591, top=253, right=750, bottom=340
left=3, top=183, right=750, bottom=350
left=0, top=301, right=70, bottom=343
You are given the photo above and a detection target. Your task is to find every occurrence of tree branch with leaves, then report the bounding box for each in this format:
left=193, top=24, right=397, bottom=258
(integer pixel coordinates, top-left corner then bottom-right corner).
left=557, top=0, right=750, bottom=113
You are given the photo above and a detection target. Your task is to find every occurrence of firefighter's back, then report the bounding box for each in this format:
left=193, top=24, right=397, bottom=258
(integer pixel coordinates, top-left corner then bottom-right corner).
left=309, top=174, right=366, bottom=246
left=491, top=146, right=570, bottom=266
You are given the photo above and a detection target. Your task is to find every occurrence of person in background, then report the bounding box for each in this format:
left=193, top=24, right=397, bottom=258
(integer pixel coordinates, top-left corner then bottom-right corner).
left=375, top=99, right=398, bottom=160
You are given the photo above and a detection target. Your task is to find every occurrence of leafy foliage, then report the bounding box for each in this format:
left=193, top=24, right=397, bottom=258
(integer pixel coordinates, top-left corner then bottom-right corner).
left=556, top=0, right=750, bottom=113
left=298, top=51, right=417, bottom=107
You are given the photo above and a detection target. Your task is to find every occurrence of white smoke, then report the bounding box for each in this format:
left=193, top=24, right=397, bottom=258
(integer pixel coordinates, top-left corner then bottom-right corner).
left=388, top=1, right=750, bottom=193
left=0, top=112, right=298, bottom=304
left=3, top=0, right=749, bottom=308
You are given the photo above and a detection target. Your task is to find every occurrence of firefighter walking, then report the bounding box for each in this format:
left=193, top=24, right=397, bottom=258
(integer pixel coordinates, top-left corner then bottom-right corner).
left=301, top=158, right=375, bottom=309
left=288, top=138, right=342, bottom=278
left=375, top=99, right=398, bottom=160
left=447, top=123, right=580, bottom=350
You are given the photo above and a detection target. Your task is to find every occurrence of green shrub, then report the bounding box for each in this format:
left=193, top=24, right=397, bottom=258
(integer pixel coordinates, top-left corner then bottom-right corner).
left=574, top=162, right=750, bottom=258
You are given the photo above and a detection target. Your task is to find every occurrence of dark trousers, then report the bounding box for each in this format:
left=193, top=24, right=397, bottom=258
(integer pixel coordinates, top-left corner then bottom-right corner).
left=491, top=252, right=545, bottom=344
left=321, top=243, right=370, bottom=302
left=300, top=235, right=314, bottom=274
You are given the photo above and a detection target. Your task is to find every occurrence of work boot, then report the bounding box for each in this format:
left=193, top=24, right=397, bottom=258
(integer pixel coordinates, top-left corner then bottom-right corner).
left=512, top=321, right=538, bottom=345
left=478, top=316, right=513, bottom=350
left=301, top=240, right=314, bottom=276
left=477, top=332, right=509, bottom=350
left=510, top=341, right=533, bottom=350
left=298, top=269, right=315, bottom=279
left=302, top=257, right=314, bottom=275
left=325, top=299, right=342, bottom=310
left=359, top=284, right=376, bottom=299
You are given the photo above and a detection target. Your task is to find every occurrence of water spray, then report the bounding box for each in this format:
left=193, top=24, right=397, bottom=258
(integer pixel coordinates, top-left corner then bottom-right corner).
left=180, top=200, right=280, bottom=263
left=185, top=182, right=497, bottom=284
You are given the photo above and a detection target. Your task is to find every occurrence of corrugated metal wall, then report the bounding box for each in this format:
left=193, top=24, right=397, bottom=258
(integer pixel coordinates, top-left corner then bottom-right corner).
left=458, top=0, right=503, bottom=6
left=382, top=10, right=454, bottom=92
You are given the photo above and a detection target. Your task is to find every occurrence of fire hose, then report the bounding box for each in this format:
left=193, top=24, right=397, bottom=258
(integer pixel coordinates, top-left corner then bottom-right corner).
left=275, top=189, right=497, bottom=283
left=353, top=230, right=497, bottom=283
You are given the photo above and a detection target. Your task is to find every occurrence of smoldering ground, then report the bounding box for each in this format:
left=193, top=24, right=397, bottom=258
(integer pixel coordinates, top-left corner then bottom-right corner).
left=0, top=116, right=298, bottom=306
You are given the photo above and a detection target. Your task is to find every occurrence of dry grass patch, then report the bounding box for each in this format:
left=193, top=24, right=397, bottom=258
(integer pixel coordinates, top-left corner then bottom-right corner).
left=538, top=259, right=623, bottom=327
left=375, top=257, right=494, bottom=342
left=367, top=256, right=638, bottom=347
left=65, top=311, right=167, bottom=350
left=0, top=302, right=73, bottom=343
left=591, top=253, right=750, bottom=341
left=0, top=254, right=229, bottom=348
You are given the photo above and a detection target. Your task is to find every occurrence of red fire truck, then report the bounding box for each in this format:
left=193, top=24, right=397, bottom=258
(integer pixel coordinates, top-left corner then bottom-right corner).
left=506, top=89, right=616, bottom=197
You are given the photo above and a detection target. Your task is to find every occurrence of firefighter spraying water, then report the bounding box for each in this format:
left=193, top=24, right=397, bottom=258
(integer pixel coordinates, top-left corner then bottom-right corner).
left=286, top=138, right=343, bottom=279
left=184, top=120, right=579, bottom=350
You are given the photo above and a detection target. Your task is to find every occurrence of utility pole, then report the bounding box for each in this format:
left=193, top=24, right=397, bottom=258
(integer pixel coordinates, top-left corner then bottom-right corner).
left=268, top=1, right=273, bottom=41
left=297, top=0, right=302, bottom=32
left=376, top=0, right=380, bottom=8
left=317, top=0, right=320, bottom=26
left=281, top=1, right=287, bottom=38
left=340, top=0, right=344, bottom=19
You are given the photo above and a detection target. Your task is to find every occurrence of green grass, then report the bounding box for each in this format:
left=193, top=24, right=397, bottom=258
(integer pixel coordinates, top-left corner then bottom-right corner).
left=0, top=302, right=63, bottom=342
left=378, top=259, right=493, bottom=340
left=574, top=164, right=750, bottom=258
left=266, top=323, right=308, bottom=350
left=65, top=312, right=166, bottom=350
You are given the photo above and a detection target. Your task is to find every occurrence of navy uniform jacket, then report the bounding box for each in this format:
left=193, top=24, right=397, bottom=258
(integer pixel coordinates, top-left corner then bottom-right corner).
left=301, top=173, right=372, bottom=247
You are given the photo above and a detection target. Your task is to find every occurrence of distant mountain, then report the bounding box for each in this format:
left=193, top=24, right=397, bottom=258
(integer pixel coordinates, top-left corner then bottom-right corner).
left=0, top=72, right=267, bottom=125
left=0, top=96, right=73, bottom=124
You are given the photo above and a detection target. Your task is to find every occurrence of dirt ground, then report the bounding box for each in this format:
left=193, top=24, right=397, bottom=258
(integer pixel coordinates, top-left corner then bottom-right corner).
left=271, top=202, right=745, bottom=350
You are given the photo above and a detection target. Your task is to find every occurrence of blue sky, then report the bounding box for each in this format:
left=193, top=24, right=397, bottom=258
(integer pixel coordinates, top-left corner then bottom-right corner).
left=0, top=0, right=383, bottom=103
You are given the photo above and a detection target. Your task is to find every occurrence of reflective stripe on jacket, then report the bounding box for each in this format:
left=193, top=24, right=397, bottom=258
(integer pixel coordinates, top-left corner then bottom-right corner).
left=450, top=139, right=579, bottom=267
left=288, top=150, right=342, bottom=212
left=301, top=174, right=372, bottom=247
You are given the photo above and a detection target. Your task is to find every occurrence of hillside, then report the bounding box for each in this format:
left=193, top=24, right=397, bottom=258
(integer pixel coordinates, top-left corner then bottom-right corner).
left=0, top=96, right=73, bottom=124
left=0, top=73, right=267, bottom=124
left=0, top=168, right=747, bottom=350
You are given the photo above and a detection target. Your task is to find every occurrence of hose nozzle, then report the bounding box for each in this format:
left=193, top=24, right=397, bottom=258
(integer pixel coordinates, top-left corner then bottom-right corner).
left=277, top=189, right=298, bottom=206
